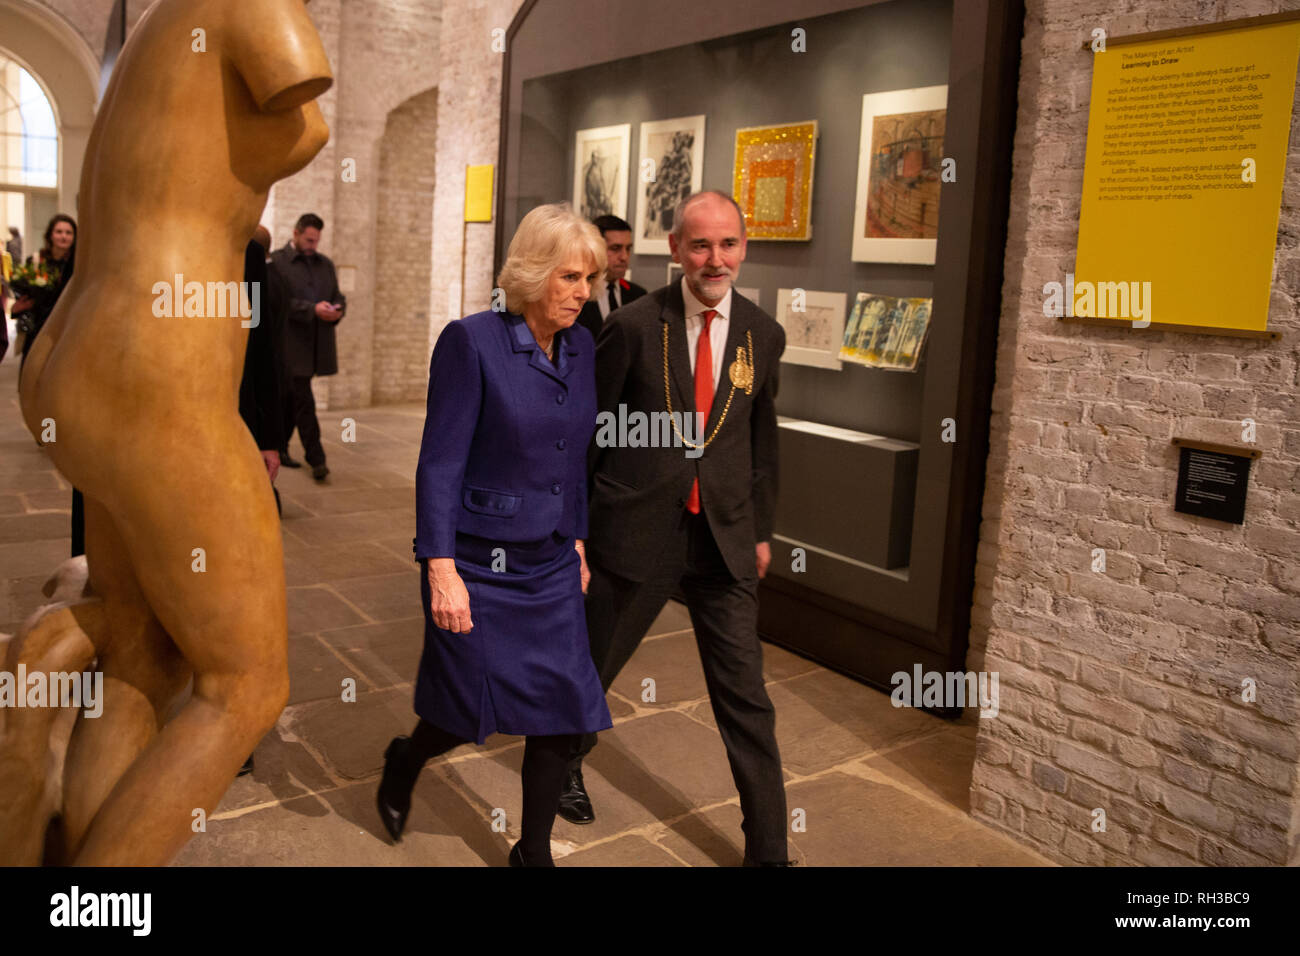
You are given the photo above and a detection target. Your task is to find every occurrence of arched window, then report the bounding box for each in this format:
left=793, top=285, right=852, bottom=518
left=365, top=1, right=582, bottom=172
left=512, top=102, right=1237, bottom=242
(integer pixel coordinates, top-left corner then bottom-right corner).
left=1, top=53, right=58, bottom=190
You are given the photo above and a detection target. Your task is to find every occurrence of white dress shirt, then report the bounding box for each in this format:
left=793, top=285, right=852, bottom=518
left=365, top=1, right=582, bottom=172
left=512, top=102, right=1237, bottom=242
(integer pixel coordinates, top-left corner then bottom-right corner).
left=681, top=277, right=731, bottom=392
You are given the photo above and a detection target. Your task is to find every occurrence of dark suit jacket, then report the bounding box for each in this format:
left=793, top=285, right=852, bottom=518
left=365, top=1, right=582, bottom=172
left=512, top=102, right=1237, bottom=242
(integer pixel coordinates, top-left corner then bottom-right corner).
left=239, top=241, right=286, bottom=452
left=414, top=311, right=596, bottom=560
left=587, top=282, right=785, bottom=583
left=269, top=242, right=346, bottom=378
left=576, top=278, right=646, bottom=344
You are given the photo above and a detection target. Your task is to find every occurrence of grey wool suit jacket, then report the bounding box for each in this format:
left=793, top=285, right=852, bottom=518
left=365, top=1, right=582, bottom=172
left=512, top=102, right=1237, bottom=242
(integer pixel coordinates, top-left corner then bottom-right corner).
left=586, top=280, right=785, bottom=583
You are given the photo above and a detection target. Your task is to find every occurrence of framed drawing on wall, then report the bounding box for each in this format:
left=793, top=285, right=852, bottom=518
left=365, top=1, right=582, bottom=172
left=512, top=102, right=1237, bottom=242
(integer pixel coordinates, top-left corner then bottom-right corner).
left=732, top=121, right=818, bottom=240
left=851, top=85, right=948, bottom=264
left=573, top=123, right=631, bottom=221
left=775, top=288, right=846, bottom=369
left=636, top=115, right=706, bottom=255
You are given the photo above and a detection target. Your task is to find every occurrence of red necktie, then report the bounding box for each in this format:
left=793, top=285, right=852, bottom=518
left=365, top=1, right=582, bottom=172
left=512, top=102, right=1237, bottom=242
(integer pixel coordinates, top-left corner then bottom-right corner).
left=686, top=309, right=716, bottom=514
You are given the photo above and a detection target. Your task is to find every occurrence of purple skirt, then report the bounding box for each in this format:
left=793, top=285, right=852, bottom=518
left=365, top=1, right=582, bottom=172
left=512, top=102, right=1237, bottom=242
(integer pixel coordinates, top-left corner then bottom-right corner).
left=414, top=532, right=612, bottom=744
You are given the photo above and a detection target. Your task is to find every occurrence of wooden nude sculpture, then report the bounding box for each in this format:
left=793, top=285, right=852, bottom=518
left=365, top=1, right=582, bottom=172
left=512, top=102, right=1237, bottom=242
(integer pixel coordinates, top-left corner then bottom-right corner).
left=7, top=0, right=332, bottom=865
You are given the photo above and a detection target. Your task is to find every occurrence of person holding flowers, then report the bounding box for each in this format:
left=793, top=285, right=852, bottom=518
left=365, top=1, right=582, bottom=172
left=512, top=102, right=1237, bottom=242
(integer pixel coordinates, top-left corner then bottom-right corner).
left=11, top=214, right=76, bottom=361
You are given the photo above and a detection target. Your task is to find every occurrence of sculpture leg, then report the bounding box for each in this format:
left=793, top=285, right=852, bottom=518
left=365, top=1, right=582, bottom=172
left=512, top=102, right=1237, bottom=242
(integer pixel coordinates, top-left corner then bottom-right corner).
left=59, top=497, right=191, bottom=859
left=69, top=423, right=287, bottom=866
left=0, top=600, right=100, bottom=865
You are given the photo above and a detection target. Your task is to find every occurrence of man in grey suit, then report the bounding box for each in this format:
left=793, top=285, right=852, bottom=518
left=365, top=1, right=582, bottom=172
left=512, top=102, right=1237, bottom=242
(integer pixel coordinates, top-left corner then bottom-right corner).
left=560, top=190, right=791, bottom=865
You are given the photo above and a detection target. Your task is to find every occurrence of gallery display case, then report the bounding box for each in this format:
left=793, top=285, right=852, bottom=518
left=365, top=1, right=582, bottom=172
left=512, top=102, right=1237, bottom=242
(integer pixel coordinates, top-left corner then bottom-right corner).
left=497, top=0, right=1023, bottom=700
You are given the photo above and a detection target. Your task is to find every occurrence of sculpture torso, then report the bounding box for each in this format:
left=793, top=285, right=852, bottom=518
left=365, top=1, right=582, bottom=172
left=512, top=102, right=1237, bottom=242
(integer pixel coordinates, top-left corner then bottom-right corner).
left=21, top=0, right=332, bottom=455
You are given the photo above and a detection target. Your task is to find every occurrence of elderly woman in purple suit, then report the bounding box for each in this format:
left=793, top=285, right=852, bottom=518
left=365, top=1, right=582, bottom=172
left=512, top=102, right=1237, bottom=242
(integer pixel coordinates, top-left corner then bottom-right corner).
left=377, top=203, right=612, bottom=866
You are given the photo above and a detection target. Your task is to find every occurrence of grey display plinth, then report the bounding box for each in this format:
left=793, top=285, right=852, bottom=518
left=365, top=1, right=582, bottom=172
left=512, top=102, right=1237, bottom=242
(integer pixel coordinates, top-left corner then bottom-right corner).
left=771, top=418, right=918, bottom=575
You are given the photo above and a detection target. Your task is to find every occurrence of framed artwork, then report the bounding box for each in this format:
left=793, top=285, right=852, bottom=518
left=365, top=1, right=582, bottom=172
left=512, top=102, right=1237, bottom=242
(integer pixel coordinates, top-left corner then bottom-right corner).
left=666, top=261, right=682, bottom=287
left=732, top=121, right=817, bottom=241
left=636, top=115, right=705, bottom=255
left=851, top=85, right=948, bottom=263
left=775, top=289, right=846, bottom=370
left=573, top=123, right=630, bottom=221
left=839, top=292, right=933, bottom=371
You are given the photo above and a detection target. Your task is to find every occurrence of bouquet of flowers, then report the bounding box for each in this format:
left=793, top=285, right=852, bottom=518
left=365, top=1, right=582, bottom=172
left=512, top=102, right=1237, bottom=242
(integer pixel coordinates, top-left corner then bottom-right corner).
left=10, top=259, right=62, bottom=302
left=9, top=260, right=63, bottom=337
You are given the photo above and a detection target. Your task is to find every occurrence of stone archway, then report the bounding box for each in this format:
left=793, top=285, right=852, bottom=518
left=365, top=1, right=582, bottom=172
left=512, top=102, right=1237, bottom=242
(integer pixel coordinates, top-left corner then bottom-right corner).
left=0, top=0, right=99, bottom=219
left=372, top=87, right=438, bottom=405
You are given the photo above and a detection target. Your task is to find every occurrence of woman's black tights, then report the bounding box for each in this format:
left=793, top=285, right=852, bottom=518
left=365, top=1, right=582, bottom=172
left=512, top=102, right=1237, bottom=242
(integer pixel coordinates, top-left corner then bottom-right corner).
left=403, top=718, right=576, bottom=866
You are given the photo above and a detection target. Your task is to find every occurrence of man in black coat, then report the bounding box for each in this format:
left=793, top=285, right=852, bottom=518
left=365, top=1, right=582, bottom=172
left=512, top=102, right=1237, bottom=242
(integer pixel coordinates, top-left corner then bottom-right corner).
left=270, top=212, right=346, bottom=482
left=575, top=214, right=646, bottom=342
left=562, top=191, right=791, bottom=865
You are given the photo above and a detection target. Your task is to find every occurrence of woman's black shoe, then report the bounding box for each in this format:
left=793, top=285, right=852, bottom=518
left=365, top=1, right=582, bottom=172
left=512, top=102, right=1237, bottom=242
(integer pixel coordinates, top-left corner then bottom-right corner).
left=508, top=842, right=555, bottom=867
left=377, top=736, right=418, bottom=843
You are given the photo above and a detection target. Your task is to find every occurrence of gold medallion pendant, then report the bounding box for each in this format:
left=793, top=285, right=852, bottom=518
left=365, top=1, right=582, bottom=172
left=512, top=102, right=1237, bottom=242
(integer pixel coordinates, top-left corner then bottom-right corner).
left=663, top=327, right=756, bottom=450
left=729, top=346, right=754, bottom=394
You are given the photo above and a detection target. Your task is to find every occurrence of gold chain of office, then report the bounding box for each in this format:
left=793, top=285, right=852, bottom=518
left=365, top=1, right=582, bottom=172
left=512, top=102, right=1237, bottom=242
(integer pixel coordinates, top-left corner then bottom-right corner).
left=662, top=324, right=755, bottom=451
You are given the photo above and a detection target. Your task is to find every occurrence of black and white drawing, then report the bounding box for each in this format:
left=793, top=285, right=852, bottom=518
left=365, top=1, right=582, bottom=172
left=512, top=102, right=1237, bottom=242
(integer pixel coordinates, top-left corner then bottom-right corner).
left=636, top=115, right=706, bottom=255
left=775, top=289, right=847, bottom=370
left=573, top=124, right=630, bottom=221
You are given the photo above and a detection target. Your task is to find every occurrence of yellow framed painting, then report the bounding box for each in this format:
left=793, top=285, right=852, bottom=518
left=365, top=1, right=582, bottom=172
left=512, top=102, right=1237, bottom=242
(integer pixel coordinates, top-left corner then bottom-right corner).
left=732, top=121, right=817, bottom=241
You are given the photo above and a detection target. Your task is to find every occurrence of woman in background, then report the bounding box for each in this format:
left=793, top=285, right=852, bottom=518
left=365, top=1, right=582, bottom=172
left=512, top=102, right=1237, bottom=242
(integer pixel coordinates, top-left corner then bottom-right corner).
left=13, top=214, right=77, bottom=361
left=13, top=215, right=82, bottom=553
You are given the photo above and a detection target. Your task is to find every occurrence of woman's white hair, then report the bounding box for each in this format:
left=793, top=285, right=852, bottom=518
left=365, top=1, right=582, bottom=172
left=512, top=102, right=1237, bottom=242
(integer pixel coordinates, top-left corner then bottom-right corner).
left=496, top=203, right=607, bottom=315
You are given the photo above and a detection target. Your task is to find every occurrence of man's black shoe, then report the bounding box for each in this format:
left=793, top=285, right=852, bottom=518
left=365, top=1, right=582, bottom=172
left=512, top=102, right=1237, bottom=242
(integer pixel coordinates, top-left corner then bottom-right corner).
left=238, top=755, right=255, bottom=777
left=312, top=464, right=330, bottom=482
left=279, top=451, right=303, bottom=468
left=557, top=767, right=594, bottom=824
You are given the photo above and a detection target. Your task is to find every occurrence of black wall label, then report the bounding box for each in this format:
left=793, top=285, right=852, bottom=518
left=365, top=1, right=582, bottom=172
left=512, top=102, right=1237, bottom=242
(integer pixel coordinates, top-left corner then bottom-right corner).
left=1174, top=446, right=1253, bottom=524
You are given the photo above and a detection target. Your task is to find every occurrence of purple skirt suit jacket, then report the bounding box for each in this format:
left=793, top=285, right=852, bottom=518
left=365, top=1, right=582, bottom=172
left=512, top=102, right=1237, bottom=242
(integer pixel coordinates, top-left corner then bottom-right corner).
left=412, top=310, right=612, bottom=743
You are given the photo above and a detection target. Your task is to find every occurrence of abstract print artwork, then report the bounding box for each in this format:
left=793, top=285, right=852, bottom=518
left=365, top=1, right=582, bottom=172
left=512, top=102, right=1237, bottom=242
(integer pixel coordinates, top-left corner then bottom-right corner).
left=839, top=292, right=933, bottom=371
left=732, top=121, right=817, bottom=241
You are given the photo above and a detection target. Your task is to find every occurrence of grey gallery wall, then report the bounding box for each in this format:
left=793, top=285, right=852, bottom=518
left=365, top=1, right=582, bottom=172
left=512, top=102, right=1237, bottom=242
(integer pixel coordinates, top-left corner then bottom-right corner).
left=515, top=0, right=953, bottom=443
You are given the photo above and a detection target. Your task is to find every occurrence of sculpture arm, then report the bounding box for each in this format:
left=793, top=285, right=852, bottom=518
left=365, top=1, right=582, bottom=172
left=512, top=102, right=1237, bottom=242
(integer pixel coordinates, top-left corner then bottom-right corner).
left=226, top=0, right=334, bottom=112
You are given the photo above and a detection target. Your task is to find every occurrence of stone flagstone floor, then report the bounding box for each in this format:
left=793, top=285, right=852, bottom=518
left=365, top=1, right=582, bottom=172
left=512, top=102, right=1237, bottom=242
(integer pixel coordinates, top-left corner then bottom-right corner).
left=0, top=354, right=1049, bottom=866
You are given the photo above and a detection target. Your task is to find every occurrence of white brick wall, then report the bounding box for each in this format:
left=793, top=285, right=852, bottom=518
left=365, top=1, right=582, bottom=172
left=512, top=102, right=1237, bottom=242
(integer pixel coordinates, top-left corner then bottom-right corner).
left=269, top=0, right=443, bottom=409
left=429, top=0, right=528, bottom=353
left=374, top=88, right=438, bottom=404
left=969, top=0, right=1300, bottom=866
